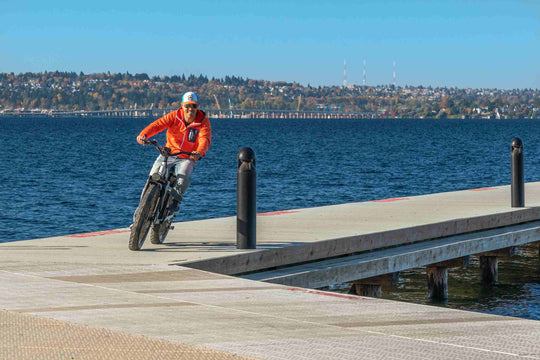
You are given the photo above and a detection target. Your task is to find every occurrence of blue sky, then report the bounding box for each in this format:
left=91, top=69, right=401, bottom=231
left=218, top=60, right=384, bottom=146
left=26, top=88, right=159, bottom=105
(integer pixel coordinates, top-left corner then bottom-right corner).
left=1, top=0, right=539, bottom=89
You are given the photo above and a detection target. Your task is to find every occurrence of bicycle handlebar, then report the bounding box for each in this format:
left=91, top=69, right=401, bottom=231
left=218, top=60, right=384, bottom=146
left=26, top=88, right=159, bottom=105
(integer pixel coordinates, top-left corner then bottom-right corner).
left=143, top=139, right=195, bottom=157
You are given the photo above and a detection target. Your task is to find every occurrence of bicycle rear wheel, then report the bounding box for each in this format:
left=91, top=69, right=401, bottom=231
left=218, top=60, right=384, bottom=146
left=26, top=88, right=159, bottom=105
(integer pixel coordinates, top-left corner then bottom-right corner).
left=129, top=184, right=160, bottom=251
left=150, top=194, right=174, bottom=244
left=150, top=217, right=172, bottom=244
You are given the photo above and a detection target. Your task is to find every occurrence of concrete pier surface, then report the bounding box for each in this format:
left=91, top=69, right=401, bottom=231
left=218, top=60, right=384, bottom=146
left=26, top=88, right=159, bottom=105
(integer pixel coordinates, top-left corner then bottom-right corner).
left=1, top=183, right=540, bottom=359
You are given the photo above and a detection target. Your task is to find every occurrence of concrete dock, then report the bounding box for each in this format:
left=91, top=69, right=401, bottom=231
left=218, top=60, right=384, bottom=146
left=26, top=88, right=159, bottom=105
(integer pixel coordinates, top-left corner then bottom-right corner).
left=1, top=183, right=540, bottom=359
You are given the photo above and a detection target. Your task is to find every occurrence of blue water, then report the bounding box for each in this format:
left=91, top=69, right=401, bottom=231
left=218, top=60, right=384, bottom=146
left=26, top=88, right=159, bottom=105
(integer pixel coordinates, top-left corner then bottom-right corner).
left=1, top=116, right=539, bottom=319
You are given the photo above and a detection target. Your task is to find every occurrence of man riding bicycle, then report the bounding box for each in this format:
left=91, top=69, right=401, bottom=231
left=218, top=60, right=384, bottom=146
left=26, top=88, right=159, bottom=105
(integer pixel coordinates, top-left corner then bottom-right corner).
left=136, top=91, right=211, bottom=214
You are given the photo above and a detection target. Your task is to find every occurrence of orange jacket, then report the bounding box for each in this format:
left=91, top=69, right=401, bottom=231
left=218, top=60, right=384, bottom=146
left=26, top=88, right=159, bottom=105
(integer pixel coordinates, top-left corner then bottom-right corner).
left=139, top=109, right=211, bottom=161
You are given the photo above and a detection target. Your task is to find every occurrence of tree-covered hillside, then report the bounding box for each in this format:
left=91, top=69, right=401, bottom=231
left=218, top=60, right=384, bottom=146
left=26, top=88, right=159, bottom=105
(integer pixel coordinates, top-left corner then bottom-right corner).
left=1, top=71, right=539, bottom=118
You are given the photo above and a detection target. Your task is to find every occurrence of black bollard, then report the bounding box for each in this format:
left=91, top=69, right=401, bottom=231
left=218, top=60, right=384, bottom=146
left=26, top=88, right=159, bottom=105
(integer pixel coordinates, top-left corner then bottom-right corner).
left=511, top=138, right=524, bottom=207
left=237, top=147, right=256, bottom=249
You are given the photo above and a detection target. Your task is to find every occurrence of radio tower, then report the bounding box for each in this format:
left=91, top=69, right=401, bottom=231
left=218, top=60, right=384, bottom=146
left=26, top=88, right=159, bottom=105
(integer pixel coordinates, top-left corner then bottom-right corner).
left=343, top=59, right=347, bottom=87
left=363, top=59, right=366, bottom=86
left=393, top=59, right=396, bottom=86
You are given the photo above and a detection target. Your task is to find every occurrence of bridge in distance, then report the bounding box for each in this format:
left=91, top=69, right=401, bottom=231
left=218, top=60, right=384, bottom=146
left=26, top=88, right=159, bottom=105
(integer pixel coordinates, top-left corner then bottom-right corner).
left=1, top=107, right=380, bottom=119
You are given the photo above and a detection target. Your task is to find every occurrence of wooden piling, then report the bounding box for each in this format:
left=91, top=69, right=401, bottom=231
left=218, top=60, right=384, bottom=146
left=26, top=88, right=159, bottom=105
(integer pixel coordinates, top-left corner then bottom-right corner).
left=426, top=266, right=448, bottom=300
left=348, top=273, right=399, bottom=298
left=480, top=256, right=498, bottom=284
left=478, top=247, right=515, bottom=284
left=425, top=256, right=469, bottom=300
left=349, top=284, right=382, bottom=298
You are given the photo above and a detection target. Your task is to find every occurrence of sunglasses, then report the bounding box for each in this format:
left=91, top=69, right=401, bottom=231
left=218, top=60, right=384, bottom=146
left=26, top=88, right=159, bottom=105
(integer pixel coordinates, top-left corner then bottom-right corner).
left=183, top=104, right=198, bottom=109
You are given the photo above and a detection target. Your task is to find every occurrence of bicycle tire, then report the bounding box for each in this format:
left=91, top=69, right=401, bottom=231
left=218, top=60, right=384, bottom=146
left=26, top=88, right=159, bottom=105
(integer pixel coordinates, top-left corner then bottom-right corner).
left=150, top=217, right=172, bottom=244
left=129, top=184, right=160, bottom=251
left=150, top=194, right=174, bottom=244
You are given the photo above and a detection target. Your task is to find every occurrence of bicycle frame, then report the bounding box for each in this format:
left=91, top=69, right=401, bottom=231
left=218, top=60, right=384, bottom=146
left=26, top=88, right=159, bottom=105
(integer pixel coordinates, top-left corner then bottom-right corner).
left=144, top=140, right=193, bottom=225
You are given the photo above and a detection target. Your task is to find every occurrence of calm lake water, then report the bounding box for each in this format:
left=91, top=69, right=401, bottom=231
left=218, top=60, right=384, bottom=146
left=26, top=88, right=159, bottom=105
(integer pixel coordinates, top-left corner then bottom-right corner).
left=0, top=116, right=539, bottom=319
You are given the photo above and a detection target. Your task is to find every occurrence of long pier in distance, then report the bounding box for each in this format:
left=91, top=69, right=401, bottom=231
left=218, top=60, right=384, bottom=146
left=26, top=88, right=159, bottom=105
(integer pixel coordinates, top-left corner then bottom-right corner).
left=0, top=107, right=379, bottom=119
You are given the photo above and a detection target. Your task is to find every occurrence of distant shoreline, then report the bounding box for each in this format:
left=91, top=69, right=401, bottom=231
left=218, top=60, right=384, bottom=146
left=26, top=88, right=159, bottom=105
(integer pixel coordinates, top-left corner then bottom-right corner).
left=0, top=109, right=530, bottom=120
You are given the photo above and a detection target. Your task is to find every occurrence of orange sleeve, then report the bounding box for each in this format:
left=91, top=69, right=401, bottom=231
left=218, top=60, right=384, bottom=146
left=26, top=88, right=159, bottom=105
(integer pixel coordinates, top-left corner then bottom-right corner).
left=138, top=111, right=176, bottom=139
left=196, top=118, right=212, bottom=157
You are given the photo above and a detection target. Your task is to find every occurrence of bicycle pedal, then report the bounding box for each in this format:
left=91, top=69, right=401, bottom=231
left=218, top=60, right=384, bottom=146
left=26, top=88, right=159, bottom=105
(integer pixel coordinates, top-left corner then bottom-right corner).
left=170, top=225, right=175, bottom=230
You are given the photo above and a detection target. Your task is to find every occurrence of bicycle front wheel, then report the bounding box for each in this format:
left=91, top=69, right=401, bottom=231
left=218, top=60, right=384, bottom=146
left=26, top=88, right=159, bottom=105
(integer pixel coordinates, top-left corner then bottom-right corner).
left=129, top=184, right=160, bottom=251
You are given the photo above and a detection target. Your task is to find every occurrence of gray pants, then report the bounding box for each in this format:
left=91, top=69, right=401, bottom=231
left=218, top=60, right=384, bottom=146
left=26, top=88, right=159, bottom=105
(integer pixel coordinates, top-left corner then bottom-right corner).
left=148, top=155, right=195, bottom=202
left=138, top=155, right=195, bottom=204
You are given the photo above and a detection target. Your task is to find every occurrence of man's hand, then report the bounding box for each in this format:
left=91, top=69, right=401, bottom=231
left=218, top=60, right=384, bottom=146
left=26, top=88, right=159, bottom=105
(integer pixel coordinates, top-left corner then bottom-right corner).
left=137, top=134, right=147, bottom=145
left=190, top=152, right=202, bottom=161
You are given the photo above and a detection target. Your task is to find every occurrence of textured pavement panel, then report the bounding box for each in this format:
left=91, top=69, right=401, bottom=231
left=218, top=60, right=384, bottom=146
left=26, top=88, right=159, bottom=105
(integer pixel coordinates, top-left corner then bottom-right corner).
left=205, top=335, right=530, bottom=360
left=0, top=309, right=258, bottom=360
left=359, top=318, right=540, bottom=357
left=49, top=269, right=226, bottom=283
left=3, top=266, right=538, bottom=360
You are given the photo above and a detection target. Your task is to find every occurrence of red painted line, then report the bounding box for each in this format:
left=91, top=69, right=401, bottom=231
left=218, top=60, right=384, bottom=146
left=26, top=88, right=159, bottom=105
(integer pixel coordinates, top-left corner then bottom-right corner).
left=65, top=229, right=131, bottom=238
left=469, top=187, right=497, bottom=191
left=286, top=287, right=365, bottom=300
left=257, top=210, right=300, bottom=216
left=372, top=197, right=409, bottom=203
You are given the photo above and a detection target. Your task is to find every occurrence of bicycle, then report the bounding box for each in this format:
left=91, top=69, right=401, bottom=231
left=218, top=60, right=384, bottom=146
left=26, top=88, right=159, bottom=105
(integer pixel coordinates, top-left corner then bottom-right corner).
left=129, top=139, right=194, bottom=251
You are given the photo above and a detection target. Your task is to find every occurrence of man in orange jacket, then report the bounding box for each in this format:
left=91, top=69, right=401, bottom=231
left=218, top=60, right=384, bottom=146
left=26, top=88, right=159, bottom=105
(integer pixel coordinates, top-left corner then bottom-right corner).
left=136, top=91, right=211, bottom=212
